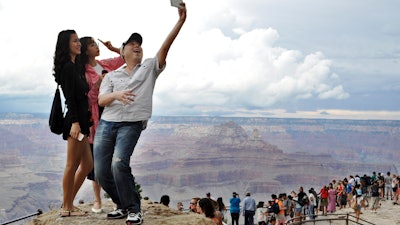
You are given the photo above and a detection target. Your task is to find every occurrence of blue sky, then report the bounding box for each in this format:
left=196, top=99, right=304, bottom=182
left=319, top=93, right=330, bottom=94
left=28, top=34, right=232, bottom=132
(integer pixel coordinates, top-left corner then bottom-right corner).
left=0, top=0, right=399, bottom=119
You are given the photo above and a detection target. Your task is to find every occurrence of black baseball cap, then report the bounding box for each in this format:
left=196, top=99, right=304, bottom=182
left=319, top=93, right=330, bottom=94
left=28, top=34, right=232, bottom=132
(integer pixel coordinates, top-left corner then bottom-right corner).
left=124, top=33, right=143, bottom=46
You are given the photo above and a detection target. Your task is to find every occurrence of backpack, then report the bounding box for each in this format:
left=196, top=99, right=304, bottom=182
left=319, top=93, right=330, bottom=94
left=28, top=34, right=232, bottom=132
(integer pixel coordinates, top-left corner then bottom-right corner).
left=365, top=176, right=371, bottom=186
left=49, top=85, right=64, bottom=135
left=272, top=202, right=280, bottom=214
left=299, top=195, right=309, bottom=206
left=371, top=185, right=379, bottom=196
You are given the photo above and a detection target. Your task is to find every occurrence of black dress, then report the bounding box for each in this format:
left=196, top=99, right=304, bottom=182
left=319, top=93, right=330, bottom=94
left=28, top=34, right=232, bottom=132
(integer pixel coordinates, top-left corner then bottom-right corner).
left=59, top=61, right=90, bottom=140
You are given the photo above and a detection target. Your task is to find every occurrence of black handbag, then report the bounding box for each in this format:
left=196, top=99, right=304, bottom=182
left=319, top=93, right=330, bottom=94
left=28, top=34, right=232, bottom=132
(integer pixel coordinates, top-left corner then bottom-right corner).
left=49, top=85, right=64, bottom=135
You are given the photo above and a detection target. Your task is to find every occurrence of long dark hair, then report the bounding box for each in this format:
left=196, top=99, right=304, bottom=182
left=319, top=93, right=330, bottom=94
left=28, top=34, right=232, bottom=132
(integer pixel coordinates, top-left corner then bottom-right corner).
left=52, top=30, right=81, bottom=84
left=79, top=36, right=93, bottom=75
left=198, top=198, right=215, bottom=218
left=217, top=197, right=225, bottom=210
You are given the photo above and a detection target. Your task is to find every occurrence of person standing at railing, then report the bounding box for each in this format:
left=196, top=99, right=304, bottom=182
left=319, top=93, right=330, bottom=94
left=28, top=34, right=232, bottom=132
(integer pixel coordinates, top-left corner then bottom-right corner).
left=229, top=192, right=241, bottom=225
left=352, top=188, right=367, bottom=224
left=327, top=183, right=337, bottom=213
left=242, top=192, right=256, bottom=225
left=255, top=201, right=266, bottom=225
left=370, top=181, right=380, bottom=212
left=319, top=185, right=329, bottom=216
left=308, top=189, right=316, bottom=220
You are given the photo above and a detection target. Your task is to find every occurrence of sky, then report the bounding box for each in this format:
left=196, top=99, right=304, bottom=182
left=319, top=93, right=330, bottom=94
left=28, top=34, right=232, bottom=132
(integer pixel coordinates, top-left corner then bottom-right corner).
left=0, top=0, right=399, bottom=120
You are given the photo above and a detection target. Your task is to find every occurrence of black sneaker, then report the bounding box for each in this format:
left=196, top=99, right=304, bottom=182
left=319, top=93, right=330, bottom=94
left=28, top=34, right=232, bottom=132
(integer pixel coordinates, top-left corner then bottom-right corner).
left=126, top=212, right=143, bottom=224
left=107, top=209, right=127, bottom=219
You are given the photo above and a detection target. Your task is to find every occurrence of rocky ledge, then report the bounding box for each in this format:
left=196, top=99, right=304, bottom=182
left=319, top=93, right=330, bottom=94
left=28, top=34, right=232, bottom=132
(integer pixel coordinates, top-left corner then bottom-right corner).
left=24, top=199, right=215, bottom=225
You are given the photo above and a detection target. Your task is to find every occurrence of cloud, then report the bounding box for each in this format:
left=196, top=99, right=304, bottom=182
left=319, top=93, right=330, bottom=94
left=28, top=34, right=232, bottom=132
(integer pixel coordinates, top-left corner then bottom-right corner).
left=155, top=27, right=349, bottom=114
left=0, top=0, right=398, bottom=119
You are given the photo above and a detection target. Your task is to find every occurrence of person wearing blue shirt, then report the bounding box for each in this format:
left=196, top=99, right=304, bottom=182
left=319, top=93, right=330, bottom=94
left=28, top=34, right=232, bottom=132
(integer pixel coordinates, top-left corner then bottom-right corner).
left=230, top=192, right=241, bottom=225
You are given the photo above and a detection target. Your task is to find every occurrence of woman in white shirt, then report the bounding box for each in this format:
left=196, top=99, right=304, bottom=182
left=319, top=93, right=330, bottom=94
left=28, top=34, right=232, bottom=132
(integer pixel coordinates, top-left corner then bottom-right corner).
left=308, top=190, right=316, bottom=220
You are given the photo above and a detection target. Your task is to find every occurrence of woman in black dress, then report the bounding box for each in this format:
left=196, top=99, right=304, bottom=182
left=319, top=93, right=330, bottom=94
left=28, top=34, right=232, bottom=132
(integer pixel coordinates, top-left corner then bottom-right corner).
left=53, top=29, right=93, bottom=217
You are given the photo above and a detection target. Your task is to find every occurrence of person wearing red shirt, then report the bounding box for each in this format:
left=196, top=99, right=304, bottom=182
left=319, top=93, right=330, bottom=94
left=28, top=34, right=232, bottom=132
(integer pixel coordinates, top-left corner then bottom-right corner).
left=319, top=186, right=329, bottom=215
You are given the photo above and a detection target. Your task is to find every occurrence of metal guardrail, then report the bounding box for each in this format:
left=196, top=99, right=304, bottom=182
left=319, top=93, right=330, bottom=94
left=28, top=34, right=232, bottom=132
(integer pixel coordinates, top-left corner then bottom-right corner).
left=0, top=209, right=42, bottom=225
left=284, top=213, right=375, bottom=225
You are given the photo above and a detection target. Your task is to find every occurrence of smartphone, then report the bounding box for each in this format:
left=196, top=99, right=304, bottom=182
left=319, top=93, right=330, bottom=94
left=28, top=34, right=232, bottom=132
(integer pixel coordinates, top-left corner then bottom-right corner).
left=170, top=0, right=183, bottom=8
left=77, top=133, right=84, bottom=141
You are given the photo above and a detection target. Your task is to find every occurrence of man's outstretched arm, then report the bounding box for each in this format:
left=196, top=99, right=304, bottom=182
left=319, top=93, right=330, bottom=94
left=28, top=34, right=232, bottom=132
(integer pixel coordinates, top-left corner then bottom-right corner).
left=157, top=2, right=187, bottom=68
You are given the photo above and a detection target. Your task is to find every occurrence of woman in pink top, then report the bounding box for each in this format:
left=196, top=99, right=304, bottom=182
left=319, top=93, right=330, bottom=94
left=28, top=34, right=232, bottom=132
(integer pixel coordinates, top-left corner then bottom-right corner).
left=327, top=183, right=337, bottom=213
left=79, top=36, right=125, bottom=213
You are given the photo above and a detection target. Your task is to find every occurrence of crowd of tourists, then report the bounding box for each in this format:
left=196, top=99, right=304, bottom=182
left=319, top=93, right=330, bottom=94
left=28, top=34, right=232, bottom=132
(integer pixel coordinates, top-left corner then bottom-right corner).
left=171, top=171, right=399, bottom=225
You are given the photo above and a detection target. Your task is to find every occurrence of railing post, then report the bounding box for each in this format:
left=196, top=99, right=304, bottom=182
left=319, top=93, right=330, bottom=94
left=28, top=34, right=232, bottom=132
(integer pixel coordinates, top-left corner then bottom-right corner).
left=0, top=209, right=42, bottom=225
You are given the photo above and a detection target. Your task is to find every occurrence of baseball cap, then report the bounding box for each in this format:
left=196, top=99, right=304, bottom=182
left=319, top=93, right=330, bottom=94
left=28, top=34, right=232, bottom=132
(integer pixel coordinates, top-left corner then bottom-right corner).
left=120, top=33, right=143, bottom=61
left=124, top=33, right=143, bottom=46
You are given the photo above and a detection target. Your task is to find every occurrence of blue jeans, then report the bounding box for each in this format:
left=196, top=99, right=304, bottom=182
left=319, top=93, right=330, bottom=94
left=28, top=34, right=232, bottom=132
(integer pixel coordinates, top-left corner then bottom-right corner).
left=308, top=204, right=315, bottom=219
left=94, top=120, right=143, bottom=213
left=244, top=210, right=255, bottom=225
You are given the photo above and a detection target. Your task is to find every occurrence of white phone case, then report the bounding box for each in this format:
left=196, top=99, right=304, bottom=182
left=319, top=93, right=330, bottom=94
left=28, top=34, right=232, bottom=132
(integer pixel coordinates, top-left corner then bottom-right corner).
left=78, top=133, right=84, bottom=141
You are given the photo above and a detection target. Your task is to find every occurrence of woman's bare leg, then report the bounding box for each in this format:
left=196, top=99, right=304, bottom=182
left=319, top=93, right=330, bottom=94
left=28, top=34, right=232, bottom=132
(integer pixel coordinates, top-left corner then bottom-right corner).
left=92, top=181, right=102, bottom=210
left=71, top=137, right=93, bottom=200
left=62, top=137, right=84, bottom=211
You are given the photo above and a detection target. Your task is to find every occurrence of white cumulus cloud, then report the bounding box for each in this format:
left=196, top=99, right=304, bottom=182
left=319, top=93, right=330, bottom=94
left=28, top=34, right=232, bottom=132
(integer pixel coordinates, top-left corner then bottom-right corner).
left=155, top=27, right=349, bottom=114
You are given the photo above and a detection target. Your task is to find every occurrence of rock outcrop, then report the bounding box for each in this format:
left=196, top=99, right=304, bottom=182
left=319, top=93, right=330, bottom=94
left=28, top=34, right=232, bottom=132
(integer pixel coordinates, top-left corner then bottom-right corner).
left=24, top=200, right=216, bottom=225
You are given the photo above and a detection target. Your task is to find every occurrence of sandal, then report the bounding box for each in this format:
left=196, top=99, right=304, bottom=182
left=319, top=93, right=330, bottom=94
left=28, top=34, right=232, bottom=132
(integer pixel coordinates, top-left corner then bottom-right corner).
left=73, top=206, right=87, bottom=213
left=60, top=205, right=87, bottom=212
left=60, top=209, right=87, bottom=217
